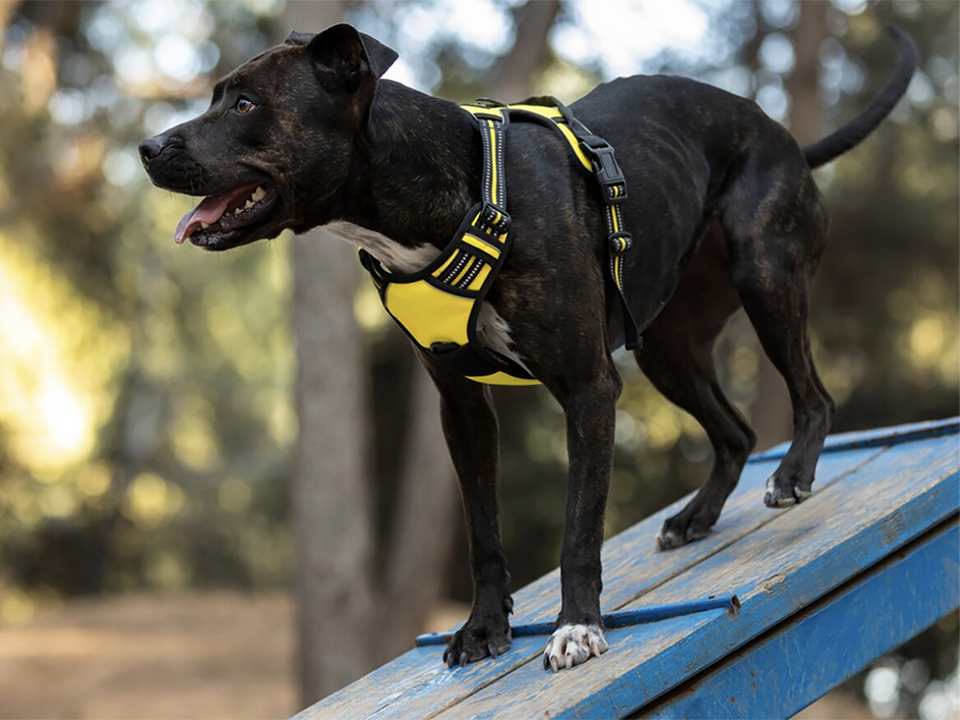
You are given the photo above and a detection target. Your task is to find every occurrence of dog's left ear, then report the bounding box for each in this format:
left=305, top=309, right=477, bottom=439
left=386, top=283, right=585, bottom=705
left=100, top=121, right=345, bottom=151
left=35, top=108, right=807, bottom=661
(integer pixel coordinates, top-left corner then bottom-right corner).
left=301, top=24, right=398, bottom=93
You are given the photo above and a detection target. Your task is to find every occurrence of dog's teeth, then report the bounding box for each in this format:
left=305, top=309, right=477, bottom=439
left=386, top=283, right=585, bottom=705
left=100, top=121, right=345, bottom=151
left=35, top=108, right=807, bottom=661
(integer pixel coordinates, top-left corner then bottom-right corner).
left=200, top=222, right=210, bottom=229
left=253, top=186, right=266, bottom=201
left=233, top=208, right=243, bottom=215
left=244, top=199, right=254, bottom=209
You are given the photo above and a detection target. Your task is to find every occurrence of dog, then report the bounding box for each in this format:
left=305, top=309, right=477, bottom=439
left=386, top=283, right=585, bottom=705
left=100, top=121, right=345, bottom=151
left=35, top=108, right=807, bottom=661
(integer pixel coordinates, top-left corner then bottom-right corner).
left=139, top=23, right=917, bottom=673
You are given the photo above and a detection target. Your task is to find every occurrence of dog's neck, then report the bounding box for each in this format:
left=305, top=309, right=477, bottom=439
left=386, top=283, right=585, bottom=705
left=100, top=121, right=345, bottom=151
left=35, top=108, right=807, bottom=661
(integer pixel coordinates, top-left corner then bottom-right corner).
left=331, top=81, right=480, bottom=260
left=323, top=81, right=529, bottom=370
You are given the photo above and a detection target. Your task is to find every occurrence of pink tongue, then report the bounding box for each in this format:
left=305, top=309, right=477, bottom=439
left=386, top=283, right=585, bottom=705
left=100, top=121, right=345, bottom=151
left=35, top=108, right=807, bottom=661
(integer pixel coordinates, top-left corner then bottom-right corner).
left=174, top=192, right=235, bottom=245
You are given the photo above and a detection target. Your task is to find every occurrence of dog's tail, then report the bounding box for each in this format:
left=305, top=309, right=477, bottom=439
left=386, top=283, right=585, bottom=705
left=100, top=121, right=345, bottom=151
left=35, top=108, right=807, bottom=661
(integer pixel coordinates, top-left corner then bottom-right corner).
left=802, top=25, right=917, bottom=169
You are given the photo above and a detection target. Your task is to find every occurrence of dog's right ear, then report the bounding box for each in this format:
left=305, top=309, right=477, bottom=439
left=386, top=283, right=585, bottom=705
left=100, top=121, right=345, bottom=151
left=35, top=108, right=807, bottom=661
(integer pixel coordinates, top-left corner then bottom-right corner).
left=294, top=24, right=398, bottom=93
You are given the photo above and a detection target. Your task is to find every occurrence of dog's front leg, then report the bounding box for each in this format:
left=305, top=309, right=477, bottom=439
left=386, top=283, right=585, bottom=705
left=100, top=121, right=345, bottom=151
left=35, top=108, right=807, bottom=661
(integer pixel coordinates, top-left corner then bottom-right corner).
left=542, top=365, right=622, bottom=672
left=423, top=361, right=513, bottom=667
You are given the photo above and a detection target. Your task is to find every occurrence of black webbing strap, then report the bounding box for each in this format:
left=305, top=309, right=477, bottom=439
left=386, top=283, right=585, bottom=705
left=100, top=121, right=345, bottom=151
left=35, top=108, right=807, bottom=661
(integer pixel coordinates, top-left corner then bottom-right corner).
left=462, top=102, right=511, bottom=238
left=547, top=99, right=642, bottom=350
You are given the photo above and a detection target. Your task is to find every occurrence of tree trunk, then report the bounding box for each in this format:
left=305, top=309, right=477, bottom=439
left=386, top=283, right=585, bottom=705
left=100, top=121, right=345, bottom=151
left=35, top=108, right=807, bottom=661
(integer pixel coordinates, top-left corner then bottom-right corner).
left=279, top=1, right=377, bottom=706
left=487, top=0, right=562, bottom=102
left=291, top=220, right=375, bottom=704
left=748, top=0, right=828, bottom=450
left=380, top=365, right=456, bottom=652
left=786, top=1, right=829, bottom=145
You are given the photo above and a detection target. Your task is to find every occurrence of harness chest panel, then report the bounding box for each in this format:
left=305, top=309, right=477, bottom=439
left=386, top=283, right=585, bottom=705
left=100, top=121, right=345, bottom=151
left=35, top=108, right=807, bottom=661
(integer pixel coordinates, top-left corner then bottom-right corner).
left=358, top=98, right=639, bottom=386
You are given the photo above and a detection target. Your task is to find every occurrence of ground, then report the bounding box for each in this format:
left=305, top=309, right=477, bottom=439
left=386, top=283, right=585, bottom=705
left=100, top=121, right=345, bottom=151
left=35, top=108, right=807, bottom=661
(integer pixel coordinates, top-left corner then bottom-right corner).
left=0, top=593, right=296, bottom=720
left=0, top=592, right=871, bottom=719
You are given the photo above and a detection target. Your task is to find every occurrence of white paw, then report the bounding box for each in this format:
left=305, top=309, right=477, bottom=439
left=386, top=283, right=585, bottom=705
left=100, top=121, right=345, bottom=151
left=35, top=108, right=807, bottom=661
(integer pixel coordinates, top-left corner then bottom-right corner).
left=542, top=623, right=608, bottom=672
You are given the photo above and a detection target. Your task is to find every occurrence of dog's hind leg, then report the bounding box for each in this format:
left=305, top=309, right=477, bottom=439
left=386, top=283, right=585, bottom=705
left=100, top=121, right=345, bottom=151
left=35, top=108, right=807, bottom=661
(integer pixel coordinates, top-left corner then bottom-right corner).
left=721, top=152, right=836, bottom=507
left=633, top=222, right=757, bottom=549
left=421, top=362, right=514, bottom=667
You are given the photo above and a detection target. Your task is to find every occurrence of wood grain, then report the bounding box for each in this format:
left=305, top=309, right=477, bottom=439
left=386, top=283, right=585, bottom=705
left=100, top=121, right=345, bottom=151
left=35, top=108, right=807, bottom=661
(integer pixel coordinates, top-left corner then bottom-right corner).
left=292, top=419, right=959, bottom=720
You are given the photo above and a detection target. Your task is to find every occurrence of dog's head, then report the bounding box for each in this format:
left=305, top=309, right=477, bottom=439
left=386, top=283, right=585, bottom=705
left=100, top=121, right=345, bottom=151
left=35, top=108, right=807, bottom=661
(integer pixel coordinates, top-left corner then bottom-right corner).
left=139, top=24, right=397, bottom=251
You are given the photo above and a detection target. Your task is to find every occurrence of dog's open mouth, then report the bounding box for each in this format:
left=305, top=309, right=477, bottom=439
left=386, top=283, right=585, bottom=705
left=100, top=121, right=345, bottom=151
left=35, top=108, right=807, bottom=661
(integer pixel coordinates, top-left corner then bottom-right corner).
left=175, top=182, right=276, bottom=249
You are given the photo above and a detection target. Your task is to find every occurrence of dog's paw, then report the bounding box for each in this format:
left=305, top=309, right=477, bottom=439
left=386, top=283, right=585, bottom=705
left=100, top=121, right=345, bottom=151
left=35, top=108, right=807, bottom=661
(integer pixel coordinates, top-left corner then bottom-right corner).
left=442, top=614, right=512, bottom=668
left=763, top=474, right=813, bottom=508
left=656, top=512, right=713, bottom=550
left=541, top=624, right=608, bottom=672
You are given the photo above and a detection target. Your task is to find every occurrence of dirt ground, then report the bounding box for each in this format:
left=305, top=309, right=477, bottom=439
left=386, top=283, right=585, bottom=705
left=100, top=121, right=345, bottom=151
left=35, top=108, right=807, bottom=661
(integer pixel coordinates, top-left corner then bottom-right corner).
left=0, top=592, right=871, bottom=720
left=0, top=593, right=298, bottom=720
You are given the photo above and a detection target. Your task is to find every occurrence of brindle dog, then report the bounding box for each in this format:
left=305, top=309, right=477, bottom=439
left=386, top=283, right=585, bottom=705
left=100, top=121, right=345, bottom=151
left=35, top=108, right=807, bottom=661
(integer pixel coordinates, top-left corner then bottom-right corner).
left=140, top=24, right=917, bottom=672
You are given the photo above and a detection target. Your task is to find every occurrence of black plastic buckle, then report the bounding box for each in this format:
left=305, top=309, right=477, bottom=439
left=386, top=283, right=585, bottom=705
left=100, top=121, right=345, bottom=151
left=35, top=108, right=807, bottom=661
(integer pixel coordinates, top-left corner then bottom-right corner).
left=474, top=202, right=511, bottom=235
left=582, top=138, right=628, bottom=204
left=610, top=232, right=633, bottom=255
left=474, top=97, right=507, bottom=108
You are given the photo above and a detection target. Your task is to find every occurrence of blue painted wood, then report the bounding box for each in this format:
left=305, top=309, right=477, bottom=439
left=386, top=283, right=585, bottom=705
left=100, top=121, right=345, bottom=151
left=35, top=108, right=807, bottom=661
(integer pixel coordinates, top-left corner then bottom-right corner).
left=299, top=449, right=881, bottom=720
left=291, top=420, right=960, bottom=720
left=751, top=416, right=959, bottom=462
left=415, top=596, right=740, bottom=646
left=438, top=434, right=959, bottom=719
left=639, top=518, right=960, bottom=719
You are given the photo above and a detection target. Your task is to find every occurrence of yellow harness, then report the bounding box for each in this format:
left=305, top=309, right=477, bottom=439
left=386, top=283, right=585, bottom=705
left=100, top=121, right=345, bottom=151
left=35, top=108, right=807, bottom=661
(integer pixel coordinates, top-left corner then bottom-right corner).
left=359, top=98, right=639, bottom=386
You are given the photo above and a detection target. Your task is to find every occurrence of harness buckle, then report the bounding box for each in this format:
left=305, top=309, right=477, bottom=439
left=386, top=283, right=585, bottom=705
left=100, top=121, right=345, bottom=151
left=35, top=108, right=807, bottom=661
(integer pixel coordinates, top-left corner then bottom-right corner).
left=474, top=97, right=507, bottom=109
left=580, top=138, right=628, bottom=204
left=474, top=202, right=511, bottom=236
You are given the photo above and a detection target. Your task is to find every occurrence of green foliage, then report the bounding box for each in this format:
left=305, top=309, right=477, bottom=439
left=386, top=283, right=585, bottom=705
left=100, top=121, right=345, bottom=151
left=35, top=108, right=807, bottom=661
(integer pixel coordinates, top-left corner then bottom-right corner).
left=0, top=1, right=955, bottom=639
left=0, top=0, right=293, bottom=611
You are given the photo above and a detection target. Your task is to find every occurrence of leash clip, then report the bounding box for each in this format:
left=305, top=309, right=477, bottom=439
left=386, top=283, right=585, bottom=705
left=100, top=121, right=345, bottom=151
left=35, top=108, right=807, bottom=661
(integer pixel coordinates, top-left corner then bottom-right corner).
left=581, top=138, right=628, bottom=204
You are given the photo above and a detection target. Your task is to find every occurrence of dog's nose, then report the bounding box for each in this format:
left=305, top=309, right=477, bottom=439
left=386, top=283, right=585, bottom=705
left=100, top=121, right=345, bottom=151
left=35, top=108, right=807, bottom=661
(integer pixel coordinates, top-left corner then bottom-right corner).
left=138, top=136, right=165, bottom=165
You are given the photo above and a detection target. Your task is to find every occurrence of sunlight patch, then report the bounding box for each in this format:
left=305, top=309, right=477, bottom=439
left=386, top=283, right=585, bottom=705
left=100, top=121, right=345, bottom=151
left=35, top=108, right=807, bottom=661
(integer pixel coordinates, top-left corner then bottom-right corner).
left=0, top=234, right=128, bottom=474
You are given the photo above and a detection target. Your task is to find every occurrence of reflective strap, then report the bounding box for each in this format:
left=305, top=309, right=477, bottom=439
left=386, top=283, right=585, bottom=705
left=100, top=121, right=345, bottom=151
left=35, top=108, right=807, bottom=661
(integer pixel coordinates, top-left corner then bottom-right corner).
left=358, top=105, right=537, bottom=386
left=504, top=97, right=642, bottom=350
left=461, top=104, right=510, bottom=233
left=422, top=106, right=511, bottom=301
left=556, top=104, right=642, bottom=351
left=505, top=103, right=593, bottom=170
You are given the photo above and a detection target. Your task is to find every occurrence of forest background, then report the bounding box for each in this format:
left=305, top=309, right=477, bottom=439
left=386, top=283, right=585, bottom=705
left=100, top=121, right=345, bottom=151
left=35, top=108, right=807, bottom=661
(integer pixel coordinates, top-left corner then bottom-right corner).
left=0, top=0, right=956, bottom=718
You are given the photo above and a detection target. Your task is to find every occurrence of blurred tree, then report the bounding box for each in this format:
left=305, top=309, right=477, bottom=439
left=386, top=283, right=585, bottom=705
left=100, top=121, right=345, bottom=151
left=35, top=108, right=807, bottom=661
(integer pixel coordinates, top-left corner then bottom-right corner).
left=280, top=0, right=377, bottom=702
left=0, top=0, right=954, bottom=713
left=486, top=0, right=561, bottom=102
left=746, top=0, right=831, bottom=451
left=802, top=4, right=959, bottom=714
left=0, top=0, right=295, bottom=608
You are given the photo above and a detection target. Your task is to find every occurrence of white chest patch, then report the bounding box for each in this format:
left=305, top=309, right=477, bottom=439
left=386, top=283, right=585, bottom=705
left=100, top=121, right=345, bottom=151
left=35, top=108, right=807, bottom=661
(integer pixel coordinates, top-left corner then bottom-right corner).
left=322, top=221, right=529, bottom=372
left=324, top=220, right=440, bottom=274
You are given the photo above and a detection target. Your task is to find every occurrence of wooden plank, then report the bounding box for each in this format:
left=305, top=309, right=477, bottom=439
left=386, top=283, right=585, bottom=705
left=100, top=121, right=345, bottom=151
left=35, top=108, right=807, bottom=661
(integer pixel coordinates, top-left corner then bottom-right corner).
left=297, top=448, right=882, bottom=720
left=434, top=434, right=959, bottom=719
left=752, top=416, right=958, bottom=462
left=638, top=516, right=960, bottom=719
left=506, top=448, right=881, bottom=627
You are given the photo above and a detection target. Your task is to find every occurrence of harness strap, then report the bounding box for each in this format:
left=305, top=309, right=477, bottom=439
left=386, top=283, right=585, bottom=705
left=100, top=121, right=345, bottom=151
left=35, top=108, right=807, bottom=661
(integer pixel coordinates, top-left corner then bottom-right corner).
left=358, top=97, right=642, bottom=387
left=461, top=105, right=511, bottom=236
left=542, top=98, right=643, bottom=350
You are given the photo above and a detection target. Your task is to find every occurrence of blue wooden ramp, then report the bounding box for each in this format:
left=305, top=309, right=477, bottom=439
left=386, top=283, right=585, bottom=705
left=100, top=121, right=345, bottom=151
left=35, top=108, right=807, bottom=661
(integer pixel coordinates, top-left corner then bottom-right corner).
left=293, top=418, right=959, bottom=719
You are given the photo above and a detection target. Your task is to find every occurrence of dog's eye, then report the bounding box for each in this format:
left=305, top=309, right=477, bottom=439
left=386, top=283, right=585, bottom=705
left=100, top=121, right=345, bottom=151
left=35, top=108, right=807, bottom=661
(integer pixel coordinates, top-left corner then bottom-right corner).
left=234, top=98, right=257, bottom=115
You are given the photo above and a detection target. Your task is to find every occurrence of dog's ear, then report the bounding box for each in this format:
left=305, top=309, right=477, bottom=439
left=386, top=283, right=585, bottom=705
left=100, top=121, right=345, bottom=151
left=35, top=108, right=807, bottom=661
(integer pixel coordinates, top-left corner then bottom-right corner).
left=285, top=31, right=315, bottom=46
left=305, top=24, right=398, bottom=92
